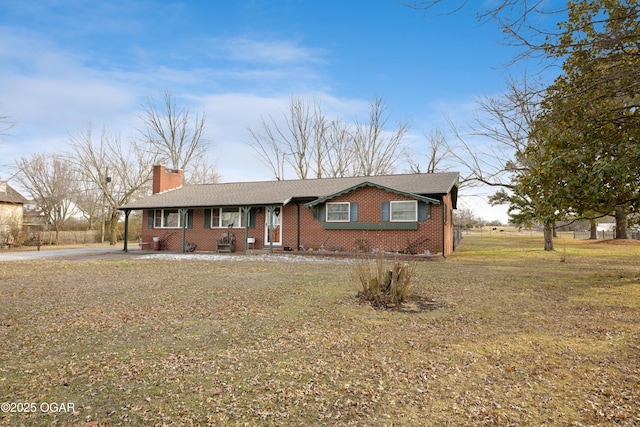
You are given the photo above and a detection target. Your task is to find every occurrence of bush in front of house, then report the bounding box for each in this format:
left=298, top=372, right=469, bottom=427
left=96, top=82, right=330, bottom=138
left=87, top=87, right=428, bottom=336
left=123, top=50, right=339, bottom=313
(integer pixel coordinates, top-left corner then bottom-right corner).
left=353, top=256, right=415, bottom=308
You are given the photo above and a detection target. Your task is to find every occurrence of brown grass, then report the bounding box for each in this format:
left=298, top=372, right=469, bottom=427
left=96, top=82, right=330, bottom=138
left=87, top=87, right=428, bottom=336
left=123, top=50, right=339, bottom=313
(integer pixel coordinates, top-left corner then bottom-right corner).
left=353, top=256, right=415, bottom=308
left=1, top=234, right=639, bottom=426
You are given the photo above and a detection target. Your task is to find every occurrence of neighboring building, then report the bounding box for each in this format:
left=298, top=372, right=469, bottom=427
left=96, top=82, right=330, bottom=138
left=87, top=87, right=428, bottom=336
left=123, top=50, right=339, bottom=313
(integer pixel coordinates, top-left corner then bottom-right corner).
left=596, top=222, right=616, bottom=232
left=119, top=165, right=460, bottom=256
left=0, top=181, right=28, bottom=244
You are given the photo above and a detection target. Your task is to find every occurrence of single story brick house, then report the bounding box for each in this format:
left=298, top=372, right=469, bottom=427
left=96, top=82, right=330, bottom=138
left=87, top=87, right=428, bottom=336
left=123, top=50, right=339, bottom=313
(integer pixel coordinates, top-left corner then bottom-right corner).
left=119, top=165, right=460, bottom=256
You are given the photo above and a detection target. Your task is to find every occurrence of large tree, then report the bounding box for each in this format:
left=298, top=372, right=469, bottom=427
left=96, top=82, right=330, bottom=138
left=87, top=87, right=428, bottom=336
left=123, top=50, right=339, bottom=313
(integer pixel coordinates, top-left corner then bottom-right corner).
left=412, top=0, right=640, bottom=243
left=448, top=77, right=564, bottom=245
left=139, top=89, right=217, bottom=184
left=248, top=95, right=409, bottom=179
left=407, top=128, right=453, bottom=174
left=351, top=96, right=409, bottom=176
left=69, top=127, right=157, bottom=245
left=14, top=153, right=79, bottom=245
left=530, top=0, right=640, bottom=239
left=248, top=96, right=326, bottom=180
left=408, top=0, right=640, bottom=126
left=449, top=77, right=540, bottom=189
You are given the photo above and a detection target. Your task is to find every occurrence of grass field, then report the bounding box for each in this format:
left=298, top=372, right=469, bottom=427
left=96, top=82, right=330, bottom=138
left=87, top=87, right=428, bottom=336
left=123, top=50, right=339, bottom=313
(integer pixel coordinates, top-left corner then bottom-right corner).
left=1, top=234, right=639, bottom=426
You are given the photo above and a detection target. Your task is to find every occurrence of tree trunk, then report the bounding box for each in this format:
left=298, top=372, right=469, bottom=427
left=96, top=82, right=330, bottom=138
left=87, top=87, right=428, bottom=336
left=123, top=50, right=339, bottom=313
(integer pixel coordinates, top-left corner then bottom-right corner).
left=543, top=220, right=554, bottom=251
left=589, top=219, right=597, bottom=240
left=109, top=210, right=120, bottom=246
left=614, top=206, right=628, bottom=239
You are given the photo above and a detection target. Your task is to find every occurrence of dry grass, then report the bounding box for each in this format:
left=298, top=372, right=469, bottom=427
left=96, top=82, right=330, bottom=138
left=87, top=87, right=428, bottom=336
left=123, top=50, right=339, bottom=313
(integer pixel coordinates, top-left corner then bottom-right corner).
left=353, top=256, right=415, bottom=308
left=1, top=234, right=639, bottom=426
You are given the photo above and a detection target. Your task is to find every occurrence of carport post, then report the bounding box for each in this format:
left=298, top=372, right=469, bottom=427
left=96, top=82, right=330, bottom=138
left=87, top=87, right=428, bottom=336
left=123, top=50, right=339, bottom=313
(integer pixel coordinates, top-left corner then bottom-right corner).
left=267, top=206, right=275, bottom=254
left=242, top=207, right=251, bottom=254
left=122, top=209, right=131, bottom=252
left=180, top=208, right=188, bottom=254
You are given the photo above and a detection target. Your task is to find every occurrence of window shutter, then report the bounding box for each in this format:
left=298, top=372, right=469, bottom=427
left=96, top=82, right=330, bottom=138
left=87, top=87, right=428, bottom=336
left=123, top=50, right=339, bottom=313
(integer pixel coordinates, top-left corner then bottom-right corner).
left=147, top=210, right=154, bottom=229
left=249, top=208, right=256, bottom=228
left=381, top=202, right=390, bottom=222
left=204, top=209, right=211, bottom=228
left=350, top=202, right=358, bottom=222
left=317, top=204, right=325, bottom=222
left=187, top=209, right=193, bottom=229
left=418, top=201, right=428, bottom=221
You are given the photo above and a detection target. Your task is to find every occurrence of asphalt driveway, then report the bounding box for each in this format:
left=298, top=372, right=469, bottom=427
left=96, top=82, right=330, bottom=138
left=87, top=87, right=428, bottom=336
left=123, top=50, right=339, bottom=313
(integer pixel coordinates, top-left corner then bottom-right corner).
left=0, top=246, right=144, bottom=262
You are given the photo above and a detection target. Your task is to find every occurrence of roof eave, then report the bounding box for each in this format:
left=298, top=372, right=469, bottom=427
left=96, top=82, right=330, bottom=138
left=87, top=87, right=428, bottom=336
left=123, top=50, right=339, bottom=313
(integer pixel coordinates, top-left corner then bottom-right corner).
left=305, top=181, right=440, bottom=208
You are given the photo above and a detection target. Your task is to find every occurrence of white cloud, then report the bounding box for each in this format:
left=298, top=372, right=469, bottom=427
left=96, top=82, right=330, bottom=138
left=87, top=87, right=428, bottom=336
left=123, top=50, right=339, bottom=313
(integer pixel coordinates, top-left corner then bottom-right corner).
left=212, top=37, right=327, bottom=65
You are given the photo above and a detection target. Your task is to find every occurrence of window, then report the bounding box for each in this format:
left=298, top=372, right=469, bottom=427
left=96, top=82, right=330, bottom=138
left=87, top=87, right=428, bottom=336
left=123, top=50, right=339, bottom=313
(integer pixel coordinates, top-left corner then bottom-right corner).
left=154, top=209, right=181, bottom=228
left=326, top=202, right=350, bottom=222
left=210, top=207, right=242, bottom=228
left=390, top=201, right=417, bottom=222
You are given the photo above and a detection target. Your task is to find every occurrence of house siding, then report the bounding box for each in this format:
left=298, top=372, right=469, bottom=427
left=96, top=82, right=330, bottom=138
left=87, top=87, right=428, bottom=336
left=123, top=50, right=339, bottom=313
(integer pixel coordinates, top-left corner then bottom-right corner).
left=0, top=204, right=24, bottom=240
left=140, top=186, right=454, bottom=256
left=142, top=209, right=262, bottom=252
left=293, top=186, right=445, bottom=254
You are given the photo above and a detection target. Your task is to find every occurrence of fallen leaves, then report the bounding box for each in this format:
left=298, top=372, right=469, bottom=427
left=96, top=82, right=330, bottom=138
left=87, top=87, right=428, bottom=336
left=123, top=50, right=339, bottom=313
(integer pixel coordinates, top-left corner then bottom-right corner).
left=1, top=236, right=640, bottom=425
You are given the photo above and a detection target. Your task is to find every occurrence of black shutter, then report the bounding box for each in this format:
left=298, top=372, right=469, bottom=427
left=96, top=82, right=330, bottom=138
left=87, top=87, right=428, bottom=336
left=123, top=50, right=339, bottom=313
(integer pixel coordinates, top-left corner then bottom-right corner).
left=350, top=202, right=358, bottom=222
left=381, top=202, right=390, bottom=222
left=204, top=208, right=211, bottom=228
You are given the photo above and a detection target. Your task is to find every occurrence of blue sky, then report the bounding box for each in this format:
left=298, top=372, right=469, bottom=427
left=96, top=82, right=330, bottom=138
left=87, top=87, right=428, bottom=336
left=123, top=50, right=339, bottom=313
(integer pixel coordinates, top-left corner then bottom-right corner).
left=0, top=0, right=530, bottom=222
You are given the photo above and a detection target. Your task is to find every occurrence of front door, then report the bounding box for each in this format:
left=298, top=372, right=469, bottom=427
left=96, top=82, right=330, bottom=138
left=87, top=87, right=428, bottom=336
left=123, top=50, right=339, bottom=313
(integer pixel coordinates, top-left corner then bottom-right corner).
left=265, top=206, right=282, bottom=245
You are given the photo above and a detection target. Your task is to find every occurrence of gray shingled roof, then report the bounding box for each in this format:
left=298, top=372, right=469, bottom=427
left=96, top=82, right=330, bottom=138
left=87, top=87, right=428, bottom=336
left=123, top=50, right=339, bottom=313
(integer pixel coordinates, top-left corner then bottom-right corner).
left=304, top=181, right=441, bottom=207
left=120, top=172, right=459, bottom=210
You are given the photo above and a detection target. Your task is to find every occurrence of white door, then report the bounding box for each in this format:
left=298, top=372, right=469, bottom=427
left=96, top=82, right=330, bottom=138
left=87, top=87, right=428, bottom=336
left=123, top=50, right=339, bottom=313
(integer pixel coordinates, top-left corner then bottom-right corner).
left=265, top=207, right=282, bottom=245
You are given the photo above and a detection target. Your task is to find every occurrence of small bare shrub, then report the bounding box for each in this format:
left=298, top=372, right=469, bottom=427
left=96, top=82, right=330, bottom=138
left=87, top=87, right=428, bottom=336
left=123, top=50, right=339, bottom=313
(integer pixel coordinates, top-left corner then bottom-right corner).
left=353, top=256, right=415, bottom=308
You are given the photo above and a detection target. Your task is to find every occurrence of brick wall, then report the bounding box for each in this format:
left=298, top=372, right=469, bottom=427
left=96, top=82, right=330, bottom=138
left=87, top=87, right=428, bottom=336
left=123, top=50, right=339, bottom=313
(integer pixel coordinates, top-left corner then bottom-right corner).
left=287, top=186, right=446, bottom=255
left=142, top=209, right=263, bottom=252
left=152, top=165, right=183, bottom=194
left=141, top=186, right=455, bottom=256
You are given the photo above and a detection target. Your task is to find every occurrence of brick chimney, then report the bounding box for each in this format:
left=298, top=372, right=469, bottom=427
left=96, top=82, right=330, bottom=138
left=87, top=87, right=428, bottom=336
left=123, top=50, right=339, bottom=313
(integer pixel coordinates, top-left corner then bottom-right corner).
left=152, top=165, right=184, bottom=194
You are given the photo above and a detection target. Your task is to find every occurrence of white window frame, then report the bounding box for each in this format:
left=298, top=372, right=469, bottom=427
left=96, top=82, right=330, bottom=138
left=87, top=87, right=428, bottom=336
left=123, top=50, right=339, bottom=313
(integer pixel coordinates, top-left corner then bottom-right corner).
left=326, top=202, right=350, bottom=222
left=210, top=207, right=243, bottom=228
left=154, top=209, right=182, bottom=228
left=390, top=200, right=418, bottom=222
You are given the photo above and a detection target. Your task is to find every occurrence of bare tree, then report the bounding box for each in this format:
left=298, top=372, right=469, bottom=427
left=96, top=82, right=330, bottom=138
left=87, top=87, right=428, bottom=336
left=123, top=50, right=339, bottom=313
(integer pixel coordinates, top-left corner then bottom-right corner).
left=248, top=116, right=288, bottom=180
left=448, top=76, right=541, bottom=189
left=14, top=153, right=79, bottom=245
left=248, top=95, right=409, bottom=179
left=408, top=128, right=452, bottom=173
left=139, top=89, right=213, bottom=183
left=447, top=77, right=566, bottom=250
left=0, top=110, right=15, bottom=141
left=248, top=96, right=327, bottom=180
left=320, top=118, right=354, bottom=178
left=188, top=155, right=221, bottom=185
left=285, top=96, right=321, bottom=179
left=74, top=178, right=103, bottom=232
left=69, top=127, right=157, bottom=245
left=352, top=96, right=410, bottom=176
left=406, top=1, right=640, bottom=101
left=404, top=1, right=565, bottom=55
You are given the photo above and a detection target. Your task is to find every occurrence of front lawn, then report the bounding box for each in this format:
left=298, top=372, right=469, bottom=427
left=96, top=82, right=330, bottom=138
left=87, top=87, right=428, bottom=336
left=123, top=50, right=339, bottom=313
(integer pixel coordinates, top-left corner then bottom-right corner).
left=1, top=234, right=638, bottom=425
